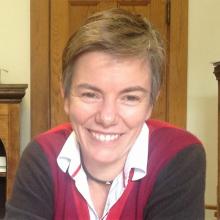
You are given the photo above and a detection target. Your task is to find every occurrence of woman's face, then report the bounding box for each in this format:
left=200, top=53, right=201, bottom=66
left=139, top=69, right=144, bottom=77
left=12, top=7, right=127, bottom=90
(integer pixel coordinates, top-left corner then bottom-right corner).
left=64, top=51, right=153, bottom=167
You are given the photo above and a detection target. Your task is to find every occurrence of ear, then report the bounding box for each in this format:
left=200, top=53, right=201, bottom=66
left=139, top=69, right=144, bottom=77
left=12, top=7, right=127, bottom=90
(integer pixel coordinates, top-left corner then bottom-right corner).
left=60, top=83, right=70, bottom=115
left=145, top=91, right=160, bottom=120
left=63, top=98, right=70, bottom=115
left=60, top=82, right=65, bottom=98
left=145, top=104, right=153, bottom=121
left=155, top=91, right=160, bottom=102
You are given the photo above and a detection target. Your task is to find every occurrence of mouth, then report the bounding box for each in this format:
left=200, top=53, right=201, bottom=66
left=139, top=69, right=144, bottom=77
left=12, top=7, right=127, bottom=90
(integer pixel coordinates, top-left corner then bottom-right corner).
left=90, top=130, right=121, bottom=142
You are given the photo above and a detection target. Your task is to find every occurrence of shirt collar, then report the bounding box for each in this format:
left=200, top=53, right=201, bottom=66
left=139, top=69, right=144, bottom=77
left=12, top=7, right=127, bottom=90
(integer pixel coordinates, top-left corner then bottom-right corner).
left=57, top=132, right=81, bottom=176
left=57, top=123, right=149, bottom=181
left=125, top=123, right=149, bottom=181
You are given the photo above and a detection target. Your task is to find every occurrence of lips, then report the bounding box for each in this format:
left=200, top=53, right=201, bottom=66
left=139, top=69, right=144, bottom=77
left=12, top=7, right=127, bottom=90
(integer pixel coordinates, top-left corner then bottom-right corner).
left=90, top=131, right=120, bottom=142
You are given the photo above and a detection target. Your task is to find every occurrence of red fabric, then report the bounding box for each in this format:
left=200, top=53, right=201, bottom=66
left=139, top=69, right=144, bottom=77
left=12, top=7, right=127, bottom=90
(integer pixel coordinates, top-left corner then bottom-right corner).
left=36, top=119, right=201, bottom=220
left=107, top=169, right=134, bottom=219
left=72, top=188, right=90, bottom=220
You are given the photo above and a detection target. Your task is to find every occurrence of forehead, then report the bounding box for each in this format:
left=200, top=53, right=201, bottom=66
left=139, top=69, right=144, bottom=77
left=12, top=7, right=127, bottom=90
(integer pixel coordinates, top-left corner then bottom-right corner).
left=71, top=51, right=151, bottom=89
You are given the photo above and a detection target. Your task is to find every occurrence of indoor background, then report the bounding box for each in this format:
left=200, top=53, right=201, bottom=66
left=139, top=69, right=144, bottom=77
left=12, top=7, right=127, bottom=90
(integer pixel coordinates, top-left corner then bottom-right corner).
left=0, top=1, right=219, bottom=219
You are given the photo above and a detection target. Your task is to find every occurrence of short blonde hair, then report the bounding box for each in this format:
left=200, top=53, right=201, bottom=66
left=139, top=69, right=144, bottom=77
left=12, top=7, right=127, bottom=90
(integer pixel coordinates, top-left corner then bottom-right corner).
left=62, top=8, right=165, bottom=104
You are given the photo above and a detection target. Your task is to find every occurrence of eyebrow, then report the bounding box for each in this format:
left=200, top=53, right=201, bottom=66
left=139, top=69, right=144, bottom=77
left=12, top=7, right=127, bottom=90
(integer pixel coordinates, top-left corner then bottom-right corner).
left=76, top=83, right=102, bottom=93
left=76, top=83, right=150, bottom=94
left=120, top=86, right=150, bottom=94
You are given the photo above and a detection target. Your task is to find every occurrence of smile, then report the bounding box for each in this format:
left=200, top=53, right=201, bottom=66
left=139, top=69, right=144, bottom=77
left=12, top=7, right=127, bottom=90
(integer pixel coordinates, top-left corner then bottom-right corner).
left=91, top=131, right=120, bottom=142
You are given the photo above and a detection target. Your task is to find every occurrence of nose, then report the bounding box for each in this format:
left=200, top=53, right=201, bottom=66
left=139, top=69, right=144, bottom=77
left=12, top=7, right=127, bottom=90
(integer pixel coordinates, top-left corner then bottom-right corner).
left=95, top=98, right=118, bottom=127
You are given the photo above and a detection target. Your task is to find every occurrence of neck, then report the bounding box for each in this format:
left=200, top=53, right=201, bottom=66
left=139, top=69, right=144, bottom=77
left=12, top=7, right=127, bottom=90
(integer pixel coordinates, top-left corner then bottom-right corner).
left=80, top=150, right=128, bottom=186
left=81, top=159, right=113, bottom=185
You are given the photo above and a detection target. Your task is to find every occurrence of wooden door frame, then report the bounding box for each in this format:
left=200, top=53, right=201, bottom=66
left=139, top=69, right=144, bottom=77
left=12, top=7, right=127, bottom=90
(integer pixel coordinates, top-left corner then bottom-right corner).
left=31, top=0, right=188, bottom=137
left=31, top=0, right=50, bottom=137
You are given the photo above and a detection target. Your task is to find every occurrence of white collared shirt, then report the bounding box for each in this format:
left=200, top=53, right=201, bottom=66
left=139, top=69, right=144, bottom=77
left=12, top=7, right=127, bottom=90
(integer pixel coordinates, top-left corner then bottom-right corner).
left=57, top=124, right=149, bottom=220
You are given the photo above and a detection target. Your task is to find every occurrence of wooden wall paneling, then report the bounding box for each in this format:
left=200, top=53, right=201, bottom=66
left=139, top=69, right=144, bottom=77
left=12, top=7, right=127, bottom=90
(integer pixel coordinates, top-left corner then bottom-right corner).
left=50, top=0, right=70, bottom=127
left=118, top=0, right=150, bottom=5
left=167, top=0, right=188, bottom=128
left=147, top=0, right=168, bottom=121
left=97, top=1, right=117, bottom=11
left=68, top=1, right=101, bottom=45
left=31, top=0, right=50, bottom=137
left=70, top=0, right=151, bottom=5
left=117, top=3, right=151, bottom=20
left=6, top=104, right=20, bottom=198
left=69, top=0, right=99, bottom=5
left=69, top=1, right=116, bottom=34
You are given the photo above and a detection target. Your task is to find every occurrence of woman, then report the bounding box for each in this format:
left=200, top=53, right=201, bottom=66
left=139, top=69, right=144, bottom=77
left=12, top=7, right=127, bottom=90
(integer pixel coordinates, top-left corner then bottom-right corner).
left=5, top=8, right=205, bottom=220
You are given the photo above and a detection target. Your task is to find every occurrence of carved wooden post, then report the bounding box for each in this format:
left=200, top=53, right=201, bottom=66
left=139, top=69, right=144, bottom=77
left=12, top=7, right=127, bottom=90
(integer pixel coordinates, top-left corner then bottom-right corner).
left=213, top=61, right=220, bottom=219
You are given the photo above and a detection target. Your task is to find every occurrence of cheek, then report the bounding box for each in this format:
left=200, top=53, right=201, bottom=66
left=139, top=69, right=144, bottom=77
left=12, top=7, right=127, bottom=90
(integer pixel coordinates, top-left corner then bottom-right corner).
left=67, top=101, right=98, bottom=126
left=119, top=104, right=152, bottom=127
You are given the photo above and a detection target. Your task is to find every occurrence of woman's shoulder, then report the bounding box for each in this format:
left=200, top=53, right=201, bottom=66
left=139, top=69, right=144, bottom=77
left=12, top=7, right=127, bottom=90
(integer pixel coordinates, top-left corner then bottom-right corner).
left=147, top=119, right=202, bottom=146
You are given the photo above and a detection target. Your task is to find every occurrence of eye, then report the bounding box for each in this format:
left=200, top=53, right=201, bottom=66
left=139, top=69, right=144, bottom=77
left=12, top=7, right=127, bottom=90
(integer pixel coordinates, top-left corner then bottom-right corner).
left=121, top=95, right=142, bottom=106
left=80, top=91, right=102, bottom=103
left=82, top=92, right=97, bottom=98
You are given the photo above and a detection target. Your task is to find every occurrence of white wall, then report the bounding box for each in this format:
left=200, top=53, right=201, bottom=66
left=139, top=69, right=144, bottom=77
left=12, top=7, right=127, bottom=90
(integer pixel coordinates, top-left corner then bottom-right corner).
left=0, top=0, right=30, bottom=152
left=0, top=0, right=220, bottom=219
left=187, top=0, right=220, bottom=219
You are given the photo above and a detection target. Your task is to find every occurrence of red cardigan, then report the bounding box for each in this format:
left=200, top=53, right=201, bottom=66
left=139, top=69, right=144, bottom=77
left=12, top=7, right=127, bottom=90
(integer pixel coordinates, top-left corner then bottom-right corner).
left=37, top=119, right=203, bottom=219
left=5, top=119, right=205, bottom=220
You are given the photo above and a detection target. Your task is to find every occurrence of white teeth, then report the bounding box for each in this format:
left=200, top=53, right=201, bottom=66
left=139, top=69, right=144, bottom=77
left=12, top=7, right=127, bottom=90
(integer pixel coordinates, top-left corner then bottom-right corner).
left=91, top=132, right=119, bottom=142
left=106, top=135, right=111, bottom=141
left=100, top=134, right=105, bottom=142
